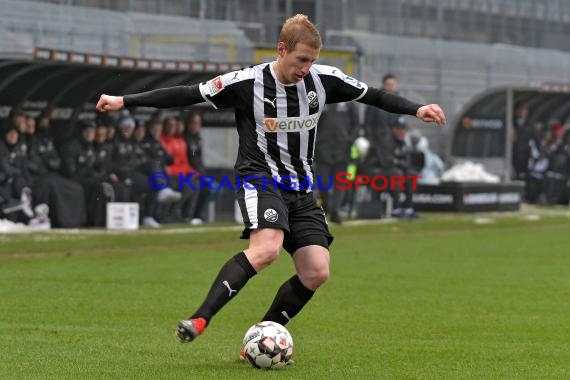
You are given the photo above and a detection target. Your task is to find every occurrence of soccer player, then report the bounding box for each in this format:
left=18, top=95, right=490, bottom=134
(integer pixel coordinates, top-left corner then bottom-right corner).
left=96, top=14, right=445, bottom=353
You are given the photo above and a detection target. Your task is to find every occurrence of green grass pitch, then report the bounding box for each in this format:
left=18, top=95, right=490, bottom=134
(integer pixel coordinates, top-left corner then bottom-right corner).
left=1, top=209, right=569, bottom=379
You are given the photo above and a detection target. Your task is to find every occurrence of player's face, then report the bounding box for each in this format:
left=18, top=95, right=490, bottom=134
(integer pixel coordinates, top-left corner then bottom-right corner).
left=278, top=42, right=319, bottom=84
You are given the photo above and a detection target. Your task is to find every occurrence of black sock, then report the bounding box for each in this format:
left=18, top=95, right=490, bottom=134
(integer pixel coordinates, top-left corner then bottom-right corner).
left=261, top=275, right=315, bottom=325
left=191, top=252, right=256, bottom=323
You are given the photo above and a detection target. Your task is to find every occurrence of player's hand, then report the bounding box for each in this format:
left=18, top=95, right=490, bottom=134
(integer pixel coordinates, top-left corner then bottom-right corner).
left=96, top=94, right=124, bottom=113
left=416, top=104, right=446, bottom=126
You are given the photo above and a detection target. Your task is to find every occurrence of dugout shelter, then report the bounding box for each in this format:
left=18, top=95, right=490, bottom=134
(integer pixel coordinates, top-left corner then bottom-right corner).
left=449, top=84, right=570, bottom=180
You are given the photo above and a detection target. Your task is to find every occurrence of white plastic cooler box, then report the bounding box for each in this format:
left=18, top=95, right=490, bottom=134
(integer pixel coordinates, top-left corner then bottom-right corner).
left=106, top=202, right=139, bottom=230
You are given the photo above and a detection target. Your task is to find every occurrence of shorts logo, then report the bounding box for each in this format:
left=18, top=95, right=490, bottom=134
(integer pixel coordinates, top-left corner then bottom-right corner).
left=208, top=76, right=224, bottom=95
left=264, top=208, right=278, bottom=222
left=307, top=91, right=319, bottom=109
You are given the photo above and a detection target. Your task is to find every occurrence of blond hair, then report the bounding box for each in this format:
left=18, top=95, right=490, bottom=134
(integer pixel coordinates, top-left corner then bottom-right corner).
left=279, top=14, right=322, bottom=51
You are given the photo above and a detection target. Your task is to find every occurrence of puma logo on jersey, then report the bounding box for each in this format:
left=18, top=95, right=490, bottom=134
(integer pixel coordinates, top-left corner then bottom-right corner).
left=263, top=97, right=277, bottom=108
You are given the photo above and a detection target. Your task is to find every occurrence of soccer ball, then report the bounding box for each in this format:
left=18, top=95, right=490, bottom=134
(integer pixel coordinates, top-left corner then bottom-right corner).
left=242, top=321, right=294, bottom=369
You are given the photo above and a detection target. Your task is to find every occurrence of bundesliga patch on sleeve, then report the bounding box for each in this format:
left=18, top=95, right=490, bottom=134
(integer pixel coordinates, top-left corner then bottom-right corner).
left=208, top=76, right=225, bottom=96
left=343, top=75, right=364, bottom=89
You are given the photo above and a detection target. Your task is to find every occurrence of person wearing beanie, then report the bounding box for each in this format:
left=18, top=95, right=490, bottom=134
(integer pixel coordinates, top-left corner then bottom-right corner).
left=112, top=114, right=181, bottom=228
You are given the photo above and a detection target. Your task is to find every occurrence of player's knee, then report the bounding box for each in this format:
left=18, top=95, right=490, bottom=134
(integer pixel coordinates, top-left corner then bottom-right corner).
left=257, top=245, right=281, bottom=264
left=302, top=266, right=329, bottom=290
left=245, top=243, right=281, bottom=269
left=246, top=228, right=284, bottom=270
left=314, top=266, right=330, bottom=287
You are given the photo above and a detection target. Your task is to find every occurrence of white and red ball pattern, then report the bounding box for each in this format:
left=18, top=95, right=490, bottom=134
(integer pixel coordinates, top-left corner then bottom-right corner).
left=242, top=321, right=293, bottom=369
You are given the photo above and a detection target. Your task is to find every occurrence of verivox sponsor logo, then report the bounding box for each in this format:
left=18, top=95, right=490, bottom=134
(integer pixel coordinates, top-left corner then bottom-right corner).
left=263, top=114, right=320, bottom=133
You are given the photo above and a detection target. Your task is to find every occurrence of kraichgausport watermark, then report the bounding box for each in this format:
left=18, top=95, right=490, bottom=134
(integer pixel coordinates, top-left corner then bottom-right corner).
left=148, top=172, right=421, bottom=192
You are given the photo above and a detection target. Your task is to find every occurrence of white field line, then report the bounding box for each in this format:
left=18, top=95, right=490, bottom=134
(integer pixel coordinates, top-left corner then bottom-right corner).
left=0, top=205, right=568, bottom=239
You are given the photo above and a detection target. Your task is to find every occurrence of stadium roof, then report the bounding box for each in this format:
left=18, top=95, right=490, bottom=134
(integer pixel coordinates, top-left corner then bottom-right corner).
left=0, top=49, right=244, bottom=142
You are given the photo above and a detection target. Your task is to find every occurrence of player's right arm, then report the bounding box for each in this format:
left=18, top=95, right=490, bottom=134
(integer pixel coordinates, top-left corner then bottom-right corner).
left=96, top=85, right=203, bottom=112
left=96, top=68, right=254, bottom=113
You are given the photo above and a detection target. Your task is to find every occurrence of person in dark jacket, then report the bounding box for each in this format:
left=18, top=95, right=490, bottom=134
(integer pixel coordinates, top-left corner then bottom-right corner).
left=184, top=112, right=206, bottom=174
left=92, top=116, right=133, bottom=205
left=387, top=117, right=420, bottom=218
left=26, top=113, right=86, bottom=227
left=93, top=117, right=116, bottom=181
left=182, top=112, right=217, bottom=224
left=363, top=74, right=401, bottom=144
left=361, top=116, right=420, bottom=218
left=143, top=117, right=173, bottom=168
left=60, top=120, right=108, bottom=226
left=314, top=102, right=359, bottom=223
left=0, top=122, right=35, bottom=222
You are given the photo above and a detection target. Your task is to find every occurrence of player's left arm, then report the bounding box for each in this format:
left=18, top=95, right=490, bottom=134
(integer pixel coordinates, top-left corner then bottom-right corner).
left=318, top=65, right=446, bottom=125
left=360, top=88, right=446, bottom=125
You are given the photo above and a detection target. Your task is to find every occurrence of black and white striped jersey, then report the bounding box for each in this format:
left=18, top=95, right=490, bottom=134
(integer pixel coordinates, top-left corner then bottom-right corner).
left=199, top=62, right=368, bottom=191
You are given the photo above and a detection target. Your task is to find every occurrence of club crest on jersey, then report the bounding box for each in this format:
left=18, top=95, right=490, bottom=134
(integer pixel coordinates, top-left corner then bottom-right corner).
left=208, top=76, right=224, bottom=95
left=307, top=91, right=319, bottom=109
left=264, top=208, right=278, bottom=222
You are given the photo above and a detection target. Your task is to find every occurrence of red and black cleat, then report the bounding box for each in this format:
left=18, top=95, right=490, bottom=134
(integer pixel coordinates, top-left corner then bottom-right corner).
left=176, top=318, right=207, bottom=343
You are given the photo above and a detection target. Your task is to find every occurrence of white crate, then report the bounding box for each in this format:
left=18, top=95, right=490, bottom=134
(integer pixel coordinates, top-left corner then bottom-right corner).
left=106, top=202, right=139, bottom=230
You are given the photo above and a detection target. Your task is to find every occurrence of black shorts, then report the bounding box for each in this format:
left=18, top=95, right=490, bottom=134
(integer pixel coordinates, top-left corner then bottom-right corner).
left=236, top=177, right=334, bottom=255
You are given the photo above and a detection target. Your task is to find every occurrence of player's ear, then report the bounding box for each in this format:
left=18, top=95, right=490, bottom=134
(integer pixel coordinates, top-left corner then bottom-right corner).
left=277, top=42, right=287, bottom=57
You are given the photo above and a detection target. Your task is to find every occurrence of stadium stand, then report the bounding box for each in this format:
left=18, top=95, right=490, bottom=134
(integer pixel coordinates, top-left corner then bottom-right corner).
left=13, top=1, right=570, bottom=53
left=0, top=0, right=254, bottom=62
left=326, top=30, right=570, bottom=155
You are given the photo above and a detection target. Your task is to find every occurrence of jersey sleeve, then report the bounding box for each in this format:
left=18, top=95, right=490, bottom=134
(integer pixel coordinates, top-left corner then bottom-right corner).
left=315, top=65, right=369, bottom=104
left=199, top=68, right=254, bottom=110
